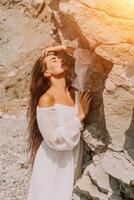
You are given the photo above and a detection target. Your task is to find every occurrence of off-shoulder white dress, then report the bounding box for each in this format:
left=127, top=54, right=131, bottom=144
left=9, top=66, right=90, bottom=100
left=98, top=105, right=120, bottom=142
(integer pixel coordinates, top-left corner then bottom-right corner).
left=27, top=48, right=93, bottom=200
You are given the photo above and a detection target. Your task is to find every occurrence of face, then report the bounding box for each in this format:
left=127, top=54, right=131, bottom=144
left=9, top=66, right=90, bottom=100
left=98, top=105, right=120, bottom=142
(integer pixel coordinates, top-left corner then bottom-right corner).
left=43, top=53, right=68, bottom=78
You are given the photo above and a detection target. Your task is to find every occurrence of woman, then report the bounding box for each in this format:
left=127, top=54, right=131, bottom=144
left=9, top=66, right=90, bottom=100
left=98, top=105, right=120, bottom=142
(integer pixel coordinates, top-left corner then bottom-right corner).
left=26, top=45, right=93, bottom=200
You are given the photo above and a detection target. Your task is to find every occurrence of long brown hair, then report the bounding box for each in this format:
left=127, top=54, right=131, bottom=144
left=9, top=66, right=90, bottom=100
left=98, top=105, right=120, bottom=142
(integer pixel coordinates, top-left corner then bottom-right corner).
left=26, top=52, right=71, bottom=168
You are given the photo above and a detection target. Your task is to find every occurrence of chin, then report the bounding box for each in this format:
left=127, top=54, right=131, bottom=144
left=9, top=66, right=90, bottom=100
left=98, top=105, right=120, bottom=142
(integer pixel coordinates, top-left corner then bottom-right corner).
left=58, top=68, right=68, bottom=76
left=62, top=65, right=68, bottom=70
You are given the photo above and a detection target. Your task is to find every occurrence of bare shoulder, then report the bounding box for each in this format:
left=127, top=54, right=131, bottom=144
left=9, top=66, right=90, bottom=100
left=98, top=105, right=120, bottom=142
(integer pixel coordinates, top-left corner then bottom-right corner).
left=38, top=92, right=55, bottom=108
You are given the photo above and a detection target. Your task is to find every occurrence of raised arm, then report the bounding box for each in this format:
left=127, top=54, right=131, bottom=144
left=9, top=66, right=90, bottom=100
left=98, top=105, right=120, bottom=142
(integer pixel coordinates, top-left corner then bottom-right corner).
left=71, top=47, right=94, bottom=91
left=42, top=45, right=93, bottom=65
left=42, top=45, right=75, bottom=57
left=62, top=45, right=75, bottom=56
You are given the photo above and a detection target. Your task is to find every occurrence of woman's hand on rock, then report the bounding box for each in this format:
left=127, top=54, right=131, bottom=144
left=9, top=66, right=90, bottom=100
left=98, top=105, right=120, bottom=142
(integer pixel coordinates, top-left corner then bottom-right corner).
left=77, top=89, right=93, bottom=122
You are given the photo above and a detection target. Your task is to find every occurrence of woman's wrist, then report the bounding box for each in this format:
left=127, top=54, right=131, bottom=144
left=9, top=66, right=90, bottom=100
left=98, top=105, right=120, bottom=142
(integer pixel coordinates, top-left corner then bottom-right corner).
left=61, top=45, right=75, bottom=56
left=76, top=114, right=84, bottom=130
left=77, top=113, right=84, bottom=123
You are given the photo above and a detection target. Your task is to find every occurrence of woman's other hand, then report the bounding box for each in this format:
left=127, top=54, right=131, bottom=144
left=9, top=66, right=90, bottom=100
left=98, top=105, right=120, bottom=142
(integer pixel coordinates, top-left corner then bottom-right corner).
left=77, top=89, right=93, bottom=122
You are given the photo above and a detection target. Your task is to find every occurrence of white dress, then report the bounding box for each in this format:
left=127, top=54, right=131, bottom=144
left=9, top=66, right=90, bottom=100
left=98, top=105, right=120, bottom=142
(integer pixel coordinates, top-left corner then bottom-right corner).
left=27, top=47, right=93, bottom=200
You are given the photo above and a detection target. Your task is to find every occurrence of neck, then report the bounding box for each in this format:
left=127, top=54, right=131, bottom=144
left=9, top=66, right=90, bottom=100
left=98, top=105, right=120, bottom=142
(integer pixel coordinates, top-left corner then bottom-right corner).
left=50, top=76, right=69, bottom=94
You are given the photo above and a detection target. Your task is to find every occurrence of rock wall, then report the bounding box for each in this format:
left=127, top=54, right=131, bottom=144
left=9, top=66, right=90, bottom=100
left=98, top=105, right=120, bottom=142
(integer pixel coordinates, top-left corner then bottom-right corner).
left=0, top=0, right=134, bottom=199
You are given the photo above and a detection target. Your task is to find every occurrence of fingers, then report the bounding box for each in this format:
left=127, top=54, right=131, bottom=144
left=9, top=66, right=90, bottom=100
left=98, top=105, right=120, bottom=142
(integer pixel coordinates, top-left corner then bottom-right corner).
left=87, top=95, right=93, bottom=105
left=80, top=89, right=93, bottom=109
left=79, top=90, right=87, bottom=100
left=78, top=89, right=93, bottom=118
left=85, top=93, right=93, bottom=106
left=42, top=48, right=53, bottom=57
left=42, top=46, right=62, bottom=57
left=42, top=49, right=51, bottom=56
left=42, top=49, right=47, bottom=56
left=85, top=89, right=92, bottom=99
left=80, top=89, right=92, bottom=102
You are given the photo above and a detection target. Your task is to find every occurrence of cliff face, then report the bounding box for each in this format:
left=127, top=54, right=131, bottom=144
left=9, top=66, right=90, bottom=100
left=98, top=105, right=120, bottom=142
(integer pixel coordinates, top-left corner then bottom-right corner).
left=0, top=0, right=134, bottom=199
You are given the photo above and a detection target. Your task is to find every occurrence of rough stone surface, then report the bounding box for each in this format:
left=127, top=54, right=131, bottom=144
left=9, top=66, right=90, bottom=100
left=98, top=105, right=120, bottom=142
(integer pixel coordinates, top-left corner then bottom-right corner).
left=0, top=0, right=134, bottom=199
left=0, top=113, right=31, bottom=200
left=102, top=150, right=134, bottom=185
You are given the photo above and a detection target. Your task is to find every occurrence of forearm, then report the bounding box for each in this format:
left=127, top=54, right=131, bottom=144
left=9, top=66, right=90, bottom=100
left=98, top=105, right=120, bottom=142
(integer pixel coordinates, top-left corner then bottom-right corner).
left=62, top=45, right=75, bottom=56
left=76, top=113, right=84, bottom=130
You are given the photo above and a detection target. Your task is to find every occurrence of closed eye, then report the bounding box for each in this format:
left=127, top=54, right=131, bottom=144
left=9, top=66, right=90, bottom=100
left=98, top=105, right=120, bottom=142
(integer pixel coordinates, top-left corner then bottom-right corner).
left=51, top=57, right=56, bottom=62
